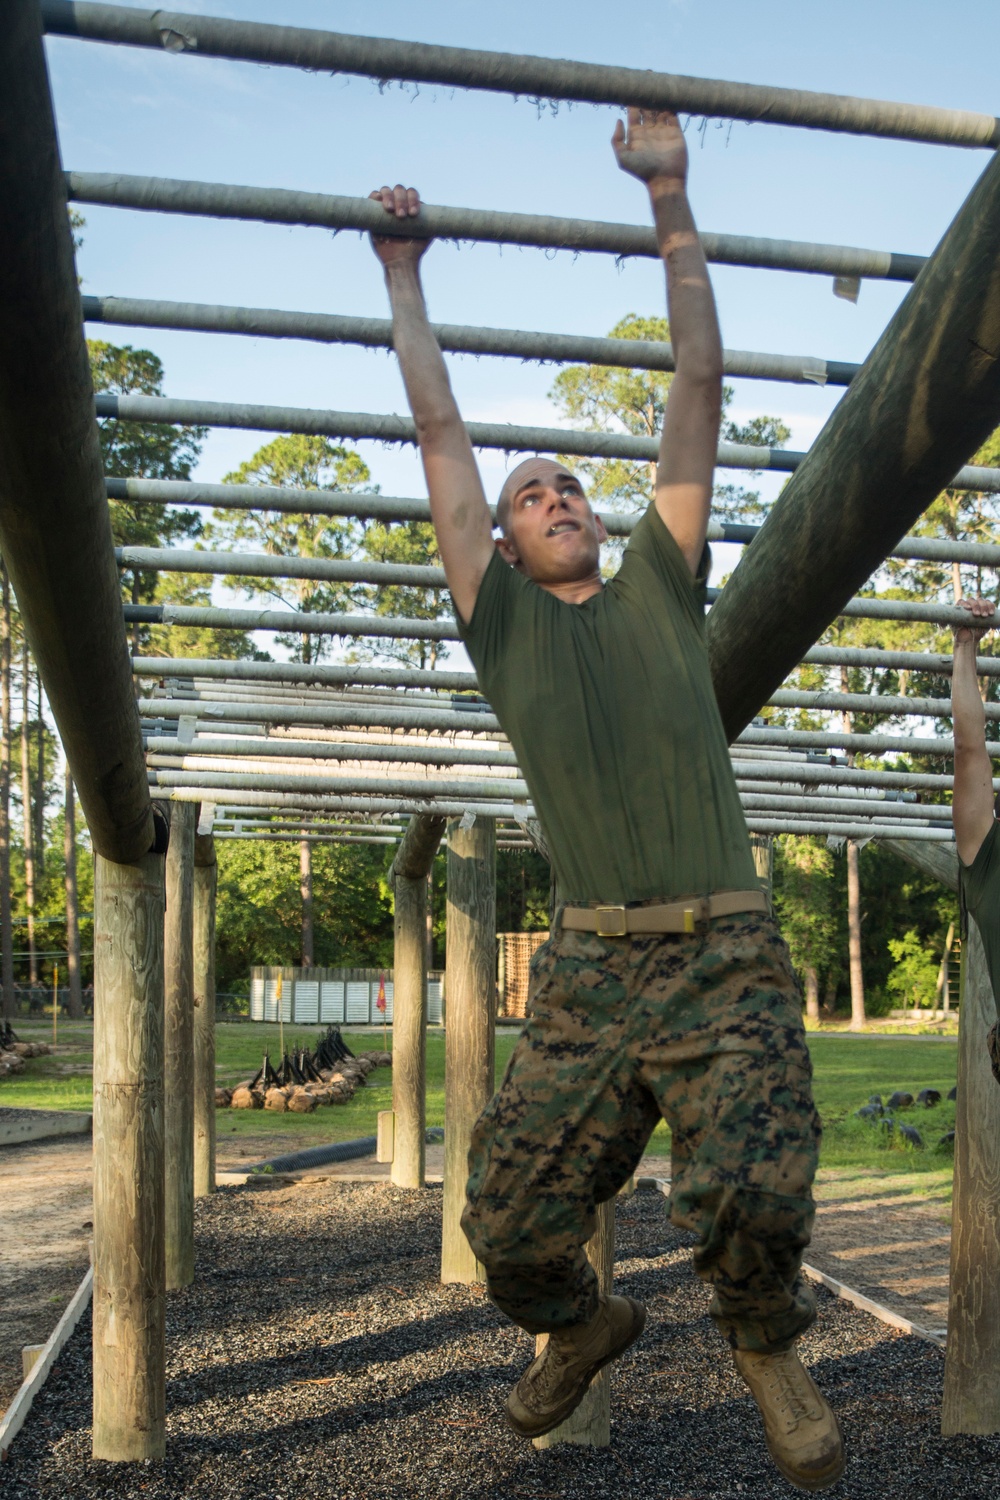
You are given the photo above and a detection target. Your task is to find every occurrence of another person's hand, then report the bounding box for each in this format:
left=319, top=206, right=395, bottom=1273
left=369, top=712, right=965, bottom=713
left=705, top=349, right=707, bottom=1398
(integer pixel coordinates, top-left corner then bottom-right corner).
left=368, top=185, right=427, bottom=268
left=954, top=595, right=995, bottom=645
left=612, top=107, right=688, bottom=186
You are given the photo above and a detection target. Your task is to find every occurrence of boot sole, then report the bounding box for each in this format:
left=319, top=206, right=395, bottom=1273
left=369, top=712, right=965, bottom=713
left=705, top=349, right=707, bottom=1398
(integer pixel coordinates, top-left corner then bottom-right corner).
left=506, top=1297, right=647, bottom=1439
left=765, top=1419, right=846, bottom=1494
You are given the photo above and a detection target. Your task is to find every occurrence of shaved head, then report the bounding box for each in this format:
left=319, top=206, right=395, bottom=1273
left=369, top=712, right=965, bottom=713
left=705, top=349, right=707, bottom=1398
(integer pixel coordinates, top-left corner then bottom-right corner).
left=496, top=457, right=580, bottom=534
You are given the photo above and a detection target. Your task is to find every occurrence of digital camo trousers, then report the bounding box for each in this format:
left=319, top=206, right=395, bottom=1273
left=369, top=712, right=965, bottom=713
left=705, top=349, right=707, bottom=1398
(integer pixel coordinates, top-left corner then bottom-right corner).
left=461, top=912, right=821, bottom=1353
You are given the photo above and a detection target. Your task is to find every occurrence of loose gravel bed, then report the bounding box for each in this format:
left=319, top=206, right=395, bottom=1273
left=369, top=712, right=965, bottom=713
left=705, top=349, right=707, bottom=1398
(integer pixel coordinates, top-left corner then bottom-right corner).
left=3, top=1181, right=999, bottom=1500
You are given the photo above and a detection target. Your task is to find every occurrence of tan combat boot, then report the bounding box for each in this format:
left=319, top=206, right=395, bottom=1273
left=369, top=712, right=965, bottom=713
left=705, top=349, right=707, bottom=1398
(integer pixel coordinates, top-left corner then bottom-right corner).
left=734, top=1346, right=845, bottom=1492
left=506, top=1294, right=646, bottom=1439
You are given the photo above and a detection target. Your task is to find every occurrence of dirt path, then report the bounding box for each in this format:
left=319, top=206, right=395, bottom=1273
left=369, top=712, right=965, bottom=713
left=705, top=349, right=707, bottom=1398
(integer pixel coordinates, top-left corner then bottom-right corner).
left=0, top=1136, right=93, bottom=1414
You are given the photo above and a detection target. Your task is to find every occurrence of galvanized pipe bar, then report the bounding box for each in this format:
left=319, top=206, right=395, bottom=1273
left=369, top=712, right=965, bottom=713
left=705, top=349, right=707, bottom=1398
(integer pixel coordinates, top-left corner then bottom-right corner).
left=118, top=546, right=448, bottom=588
left=144, top=734, right=519, bottom=768
left=95, top=398, right=1000, bottom=495
left=82, top=293, right=858, bottom=388
left=739, top=725, right=984, bottom=757
left=801, top=645, right=1000, bottom=677
left=214, top=831, right=399, bottom=844
left=148, top=768, right=531, bottom=800
left=739, top=793, right=941, bottom=823
left=768, top=687, right=998, bottom=720
left=147, top=754, right=523, bottom=786
left=42, top=2, right=1000, bottom=149
left=132, top=657, right=480, bottom=692
left=68, top=172, right=927, bottom=282
left=139, top=697, right=499, bottom=733
left=124, top=602, right=459, bottom=641
left=166, top=786, right=528, bottom=818
left=96, top=391, right=803, bottom=474
left=121, top=594, right=998, bottom=642
left=743, top=818, right=952, bottom=841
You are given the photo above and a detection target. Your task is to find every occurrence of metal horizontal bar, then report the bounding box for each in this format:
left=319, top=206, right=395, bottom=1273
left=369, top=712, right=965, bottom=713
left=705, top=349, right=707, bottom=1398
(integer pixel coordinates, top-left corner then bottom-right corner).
left=96, top=390, right=803, bottom=472
left=767, top=687, right=992, bottom=720
left=214, top=831, right=399, bottom=844
left=144, top=734, right=519, bottom=768
left=801, top=645, right=1000, bottom=676
left=43, top=2, right=1000, bottom=149
left=124, top=602, right=459, bottom=640
left=138, top=697, right=501, bottom=733
left=95, top=397, right=1000, bottom=495
left=739, top=792, right=949, bottom=822
left=118, top=546, right=448, bottom=588
left=743, top=818, right=952, bottom=841
left=149, top=768, right=530, bottom=799
left=133, top=656, right=480, bottom=692
left=165, top=786, right=527, bottom=818
left=68, top=172, right=926, bottom=282
left=83, top=293, right=858, bottom=388
left=740, top=725, right=981, bottom=757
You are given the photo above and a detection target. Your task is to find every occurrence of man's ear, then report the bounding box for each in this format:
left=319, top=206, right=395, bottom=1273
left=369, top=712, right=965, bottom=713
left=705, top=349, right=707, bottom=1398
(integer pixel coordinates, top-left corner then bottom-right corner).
left=495, top=532, right=519, bottom=566
left=594, top=513, right=609, bottom=545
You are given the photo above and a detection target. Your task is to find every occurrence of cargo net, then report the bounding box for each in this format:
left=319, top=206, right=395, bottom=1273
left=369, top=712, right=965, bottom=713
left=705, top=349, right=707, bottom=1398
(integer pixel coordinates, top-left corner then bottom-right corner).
left=499, top=931, right=550, bottom=1018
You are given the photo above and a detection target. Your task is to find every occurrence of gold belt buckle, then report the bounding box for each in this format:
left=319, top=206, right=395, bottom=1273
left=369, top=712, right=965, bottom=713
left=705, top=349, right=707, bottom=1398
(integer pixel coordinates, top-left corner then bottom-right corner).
left=683, top=899, right=711, bottom=935
left=595, top=905, right=628, bottom=938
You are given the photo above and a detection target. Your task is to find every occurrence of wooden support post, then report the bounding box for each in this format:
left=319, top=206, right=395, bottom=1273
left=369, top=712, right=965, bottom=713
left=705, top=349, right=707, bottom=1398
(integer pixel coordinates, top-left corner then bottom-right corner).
left=192, top=831, right=217, bottom=1199
left=92, top=850, right=165, bottom=1462
left=749, top=833, right=773, bottom=909
left=164, top=801, right=195, bottom=1288
left=442, top=816, right=496, bottom=1283
left=390, top=814, right=446, bottom=1190
left=942, top=917, right=1000, bottom=1434
left=532, top=1200, right=615, bottom=1450
left=708, top=144, right=1000, bottom=742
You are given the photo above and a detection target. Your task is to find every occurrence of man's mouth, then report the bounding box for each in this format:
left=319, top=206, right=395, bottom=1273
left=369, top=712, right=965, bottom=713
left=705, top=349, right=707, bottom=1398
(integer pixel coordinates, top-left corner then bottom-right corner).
left=547, top=520, right=579, bottom=536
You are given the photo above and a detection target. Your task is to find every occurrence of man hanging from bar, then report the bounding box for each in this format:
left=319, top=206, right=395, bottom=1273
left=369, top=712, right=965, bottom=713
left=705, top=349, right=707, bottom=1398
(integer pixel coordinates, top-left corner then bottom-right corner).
left=370, top=107, right=842, bottom=1493
left=950, top=595, right=1000, bottom=1078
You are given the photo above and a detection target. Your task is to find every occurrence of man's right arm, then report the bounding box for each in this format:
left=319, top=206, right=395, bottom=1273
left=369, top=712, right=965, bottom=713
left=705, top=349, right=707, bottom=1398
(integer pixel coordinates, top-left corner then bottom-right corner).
left=953, top=596, right=996, bottom=866
left=370, top=185, right=495, bottom=624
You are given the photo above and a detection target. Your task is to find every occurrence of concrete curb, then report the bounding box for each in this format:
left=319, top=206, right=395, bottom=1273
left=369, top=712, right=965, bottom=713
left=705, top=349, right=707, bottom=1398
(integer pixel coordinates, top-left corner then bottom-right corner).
left=0, top=1109, right=92, bottom=1147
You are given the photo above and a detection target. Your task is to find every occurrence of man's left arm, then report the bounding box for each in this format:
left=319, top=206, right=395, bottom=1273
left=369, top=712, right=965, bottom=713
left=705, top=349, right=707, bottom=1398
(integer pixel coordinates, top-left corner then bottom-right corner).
left=614, top=109, right=722, bottom=576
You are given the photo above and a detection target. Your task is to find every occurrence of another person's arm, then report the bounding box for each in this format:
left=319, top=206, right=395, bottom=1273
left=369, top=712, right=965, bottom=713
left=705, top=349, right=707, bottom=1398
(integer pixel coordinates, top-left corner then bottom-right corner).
left=369, top=185, right=494, bottom=623
left=953, top=595, right=996, bottom=865
left=613, top=109, right=723, bottom=576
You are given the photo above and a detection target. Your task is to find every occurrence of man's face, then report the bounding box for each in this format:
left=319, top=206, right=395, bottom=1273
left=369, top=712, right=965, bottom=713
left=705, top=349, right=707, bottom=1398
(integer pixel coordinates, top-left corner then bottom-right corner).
left=496, top=459, right=607, bottom=584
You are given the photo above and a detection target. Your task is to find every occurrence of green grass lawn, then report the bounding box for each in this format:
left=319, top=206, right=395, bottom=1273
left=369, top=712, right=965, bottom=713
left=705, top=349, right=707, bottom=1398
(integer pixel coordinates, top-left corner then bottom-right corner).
left=4, top=1022, right=959, bottom=1189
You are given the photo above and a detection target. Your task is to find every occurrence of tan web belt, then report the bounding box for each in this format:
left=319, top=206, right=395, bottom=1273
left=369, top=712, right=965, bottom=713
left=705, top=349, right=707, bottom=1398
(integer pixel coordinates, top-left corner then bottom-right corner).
left=560, top=889, right=768, bottom=938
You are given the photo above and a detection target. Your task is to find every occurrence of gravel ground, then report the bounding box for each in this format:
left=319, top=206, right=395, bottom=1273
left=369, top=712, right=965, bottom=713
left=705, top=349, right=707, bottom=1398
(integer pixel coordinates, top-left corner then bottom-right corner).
left=3, top=1182, right=999, bottom=1500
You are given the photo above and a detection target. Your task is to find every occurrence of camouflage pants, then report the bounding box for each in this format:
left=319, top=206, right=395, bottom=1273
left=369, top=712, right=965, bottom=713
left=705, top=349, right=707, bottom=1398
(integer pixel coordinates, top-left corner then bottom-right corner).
left=461, top=912, right=820, bottom=1353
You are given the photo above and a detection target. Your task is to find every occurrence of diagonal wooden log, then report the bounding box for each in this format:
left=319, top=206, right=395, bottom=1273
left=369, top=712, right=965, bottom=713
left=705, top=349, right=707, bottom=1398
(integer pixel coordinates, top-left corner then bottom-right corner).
left=708, top=146, right=1000, bottom=742
left=0, top=0, right=151, bottom=862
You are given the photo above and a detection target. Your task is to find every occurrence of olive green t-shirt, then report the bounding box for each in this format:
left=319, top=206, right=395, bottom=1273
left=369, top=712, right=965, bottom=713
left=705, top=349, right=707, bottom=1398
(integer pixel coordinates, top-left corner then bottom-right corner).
left=961, top=819, right=1000, bottom=1020
left=458, top=502, right=757, bottom=904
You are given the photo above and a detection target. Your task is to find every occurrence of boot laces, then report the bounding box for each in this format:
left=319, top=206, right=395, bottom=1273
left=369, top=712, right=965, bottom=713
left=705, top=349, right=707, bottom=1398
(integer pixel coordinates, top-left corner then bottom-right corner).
left=530, top=1341, right=574, bottom=1403
left=763, top=1353, right=819, bottom=1432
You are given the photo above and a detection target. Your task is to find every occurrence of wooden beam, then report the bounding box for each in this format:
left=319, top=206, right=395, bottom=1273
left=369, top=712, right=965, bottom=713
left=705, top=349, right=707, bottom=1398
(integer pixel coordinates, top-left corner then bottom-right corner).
left=881, top=837, right=959, bottom=893
left=708, top=144, right=1000, bottom=742
left=164, top=802, right=195, bottom=1288
left=92, top=851, right=165, bottom=1461
left=0, top=0, right=152, bottom=862
left=391, top=816, right=445, bottom=1190
left=441, top=816, right=496, bottom=1284
left=532, top=1200, right=615, bottom=1449
left=192, top=830, right=217, bottom=1198
left=942, top=918, right=1000, bottom=1434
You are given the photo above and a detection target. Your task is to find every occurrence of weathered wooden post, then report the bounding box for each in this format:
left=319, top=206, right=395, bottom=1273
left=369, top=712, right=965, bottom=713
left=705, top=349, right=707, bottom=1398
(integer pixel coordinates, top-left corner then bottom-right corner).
left=92, top=851, right=165, bottom=1461
left=942, top=916, right=1000, bottom=1435
left=192, top=830, right=217, bottom=1198
left=164, top=801, right=195, bottom=1287
left=749, top=833, right=773, bottom=909
left=390, top=814, right=446, bottom=1189
left=532, top=1200, right=615, bottom=1449
left=441, top=815, right=496, bottom=1283
left=0, top=0, right=160, bottom=1461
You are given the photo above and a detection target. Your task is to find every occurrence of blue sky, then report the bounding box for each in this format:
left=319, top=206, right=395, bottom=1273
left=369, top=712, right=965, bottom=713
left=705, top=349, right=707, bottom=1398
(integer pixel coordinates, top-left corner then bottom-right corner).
left=45, top=0, right=1000, bottom=628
